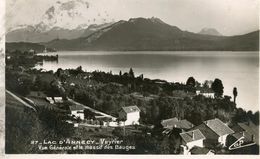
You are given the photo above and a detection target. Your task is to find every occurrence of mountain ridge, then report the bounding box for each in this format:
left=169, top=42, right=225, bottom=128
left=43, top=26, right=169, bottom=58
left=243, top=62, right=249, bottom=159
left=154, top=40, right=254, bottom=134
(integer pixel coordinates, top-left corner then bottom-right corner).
left=42, top=17, right=259, bottom=51
left=6, top=17, right=259, bottom=51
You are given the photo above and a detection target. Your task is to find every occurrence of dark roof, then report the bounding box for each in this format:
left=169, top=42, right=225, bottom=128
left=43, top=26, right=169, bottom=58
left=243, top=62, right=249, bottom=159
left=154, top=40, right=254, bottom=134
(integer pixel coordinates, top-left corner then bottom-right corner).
left=121, top=105, right=140, bottom=113
left=180, top=129, right=205, bottom=143
left=190, top=146, right=212, bottom=154
left=204, top=118, right=234, bottom=136
left=161, top=117, right=193, bottom=130
left=69, top=105, right=85, bottom=111
left=190, top=123, right=219, bottom=140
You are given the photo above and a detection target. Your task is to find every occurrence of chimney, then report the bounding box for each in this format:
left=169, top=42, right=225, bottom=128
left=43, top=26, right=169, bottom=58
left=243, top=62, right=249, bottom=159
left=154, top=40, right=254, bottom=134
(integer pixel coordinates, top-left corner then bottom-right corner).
left=251, top=135, right=255, bottom=141
left=192, top=131, right=195, bottom=140
left=242, top=131, right=245, bottom=137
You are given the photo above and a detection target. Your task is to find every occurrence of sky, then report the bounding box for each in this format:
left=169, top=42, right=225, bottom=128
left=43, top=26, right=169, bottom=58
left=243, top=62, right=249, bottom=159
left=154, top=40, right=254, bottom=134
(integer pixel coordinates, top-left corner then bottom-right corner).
left=6, top=0, right=259, bottom=35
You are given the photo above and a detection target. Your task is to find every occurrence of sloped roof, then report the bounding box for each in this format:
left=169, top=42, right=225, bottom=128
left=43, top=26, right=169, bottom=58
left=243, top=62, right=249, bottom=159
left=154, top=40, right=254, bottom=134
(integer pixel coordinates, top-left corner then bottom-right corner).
left=231, top=132, right=252, bottom=144
left=121, top=105, right=140, bottom=113
left=69, top=105, right=85, bottom=111
left=161, top=117, right=193, bottom=130
left=190, top=146, right=212, bottom=154
left=204, top=118, right=234, bottom=136
left=180, top=119, right=194, bottom=129
left=190, top=123, right=219, bottom=140
left=161, top=117, right=178, bottom=127
left=237, top=121, right=259, bottom=145
left=180, top=129, right=205, bottom=143
left=230, top=124, right=245, bottom=133
left=238, top=121, right=258, bottom=135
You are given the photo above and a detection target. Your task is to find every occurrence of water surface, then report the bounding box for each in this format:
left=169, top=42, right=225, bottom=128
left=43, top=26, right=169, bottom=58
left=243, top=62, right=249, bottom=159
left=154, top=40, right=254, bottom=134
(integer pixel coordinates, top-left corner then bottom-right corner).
left=36, top=51, right=259, bottom=112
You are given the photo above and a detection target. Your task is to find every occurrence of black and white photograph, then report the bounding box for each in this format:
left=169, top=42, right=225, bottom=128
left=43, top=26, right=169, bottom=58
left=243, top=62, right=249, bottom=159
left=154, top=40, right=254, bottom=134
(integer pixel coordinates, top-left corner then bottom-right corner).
left=2, top=0, right=259, bottom=156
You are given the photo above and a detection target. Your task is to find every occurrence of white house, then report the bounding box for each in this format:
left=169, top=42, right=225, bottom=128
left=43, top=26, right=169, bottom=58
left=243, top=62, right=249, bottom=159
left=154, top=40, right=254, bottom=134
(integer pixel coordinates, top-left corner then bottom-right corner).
left=69, top=105, right=85, bottom=120
left=54, top=97, right=63, bottom=103
left=204, top=118, right=234, bottom=147
left=46, top=97, right=55, bottom=104
left=180, top=129, right=206, bottom=155
left=196, top=89, right=214, bottom=98
left=119, top=105, right=140, bottom=126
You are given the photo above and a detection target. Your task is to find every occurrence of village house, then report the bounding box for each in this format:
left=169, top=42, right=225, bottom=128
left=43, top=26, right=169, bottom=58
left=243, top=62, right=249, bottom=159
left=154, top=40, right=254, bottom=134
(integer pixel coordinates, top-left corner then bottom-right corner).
left=28, top=49, right=35, bottom=55
left=229, top=121, right=259, bottom=147
left=180, top=129, right=206, bottom=155
left=196, top=88, right=215, bottom=98
left=119, top=105, right=140, bottom=126
left=69, top=105, right=85, bottom=120
left=161, top=117, right=194, bottom=131
left=237, top=121, right=259, bottom=145
left=53, top=97, right=63, bottom=103
left=190, top=122, right=220, bottom=148
left=46, top=97, right=55, bottom=104
left=203, top=118, right=234, bottom=147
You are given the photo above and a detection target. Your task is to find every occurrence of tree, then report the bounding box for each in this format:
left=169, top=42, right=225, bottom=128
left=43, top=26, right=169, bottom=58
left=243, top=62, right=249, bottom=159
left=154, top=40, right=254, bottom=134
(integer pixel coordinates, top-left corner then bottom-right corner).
left=186, top=77, right=196, bottom=87
left=56, top=68, right=63, bottom=77
left=211, top=78, right=224, bottom=98
left=233, top=87, right=238, bottom=104
left=76, top=66, right=83, bottom=73
left=129, top=68, right=135, bottom=78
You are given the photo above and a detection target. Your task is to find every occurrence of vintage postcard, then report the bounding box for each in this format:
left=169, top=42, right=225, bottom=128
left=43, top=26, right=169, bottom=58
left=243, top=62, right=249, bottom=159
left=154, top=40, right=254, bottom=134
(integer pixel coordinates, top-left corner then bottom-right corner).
left=1, top=0, right=259, bottom=157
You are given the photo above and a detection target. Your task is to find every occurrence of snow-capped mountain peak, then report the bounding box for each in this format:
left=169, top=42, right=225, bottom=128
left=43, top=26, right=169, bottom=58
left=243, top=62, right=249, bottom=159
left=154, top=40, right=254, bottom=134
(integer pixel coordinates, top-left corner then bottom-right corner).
left=9, top=0, right=113, bottom=33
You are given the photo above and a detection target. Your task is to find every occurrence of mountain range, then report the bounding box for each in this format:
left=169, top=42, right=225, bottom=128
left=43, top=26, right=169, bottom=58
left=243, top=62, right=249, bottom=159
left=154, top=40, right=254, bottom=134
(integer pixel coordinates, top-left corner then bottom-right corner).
left=6, top=17, right=259, bottom=51
left=6, top=0, right=114, bottom=43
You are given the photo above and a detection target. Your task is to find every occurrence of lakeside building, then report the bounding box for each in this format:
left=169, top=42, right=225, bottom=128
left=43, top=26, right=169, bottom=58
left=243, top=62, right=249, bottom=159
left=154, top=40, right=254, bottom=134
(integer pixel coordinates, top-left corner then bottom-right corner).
left=69, top=105, right=85, bottom=120
left=180, top=129, right=206, bottom=155
left=119, top=105, right=140, bottom=126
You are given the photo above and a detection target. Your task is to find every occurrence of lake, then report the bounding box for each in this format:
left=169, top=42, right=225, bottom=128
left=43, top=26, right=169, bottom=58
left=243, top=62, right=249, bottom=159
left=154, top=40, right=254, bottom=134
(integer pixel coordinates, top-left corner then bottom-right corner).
left=36, top=51, right=259, bottom=112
